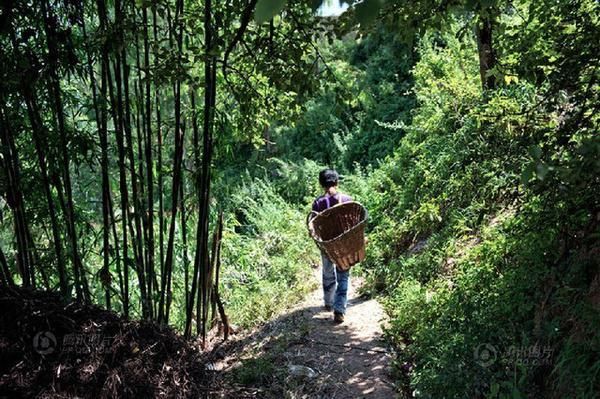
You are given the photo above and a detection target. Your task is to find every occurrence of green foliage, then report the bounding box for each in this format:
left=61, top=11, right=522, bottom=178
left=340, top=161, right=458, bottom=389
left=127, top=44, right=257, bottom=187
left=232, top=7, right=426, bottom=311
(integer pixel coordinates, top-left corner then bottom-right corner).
left=254, top=0, right=287, bottom=23
left=357, top=15, right=599, bottom=398
left=0, top=0, right=324, bottom=333
left=355, top=0, right=384, bottom=26
left=272, top=27, right=416, bottom=170
left=271, top=38, right=361, bottom=169
left=219, top=179, right=319, bottom=328
left=267, top=158, right=325, bottom=204
left=1, top=0, right=598, bottom=396
left=344, top=28, right=416, bottom=166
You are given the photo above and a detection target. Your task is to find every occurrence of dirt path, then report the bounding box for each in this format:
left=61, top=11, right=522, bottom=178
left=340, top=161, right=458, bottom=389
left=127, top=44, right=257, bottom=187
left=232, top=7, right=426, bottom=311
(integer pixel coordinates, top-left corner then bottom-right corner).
left=207, top=270, right=396, bottom=398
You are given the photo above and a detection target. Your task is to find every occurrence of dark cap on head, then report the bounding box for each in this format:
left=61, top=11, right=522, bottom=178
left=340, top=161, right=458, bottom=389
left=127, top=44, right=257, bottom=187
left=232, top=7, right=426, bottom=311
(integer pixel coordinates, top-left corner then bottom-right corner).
left=319, top=169, right=339, bottom=188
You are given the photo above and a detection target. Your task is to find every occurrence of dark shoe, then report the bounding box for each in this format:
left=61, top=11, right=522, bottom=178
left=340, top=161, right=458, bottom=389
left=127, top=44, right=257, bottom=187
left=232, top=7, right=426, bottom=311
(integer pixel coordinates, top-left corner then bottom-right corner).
left=324, top=304, right=333, bottom=312
left=333, top=312, right=344, bottom=324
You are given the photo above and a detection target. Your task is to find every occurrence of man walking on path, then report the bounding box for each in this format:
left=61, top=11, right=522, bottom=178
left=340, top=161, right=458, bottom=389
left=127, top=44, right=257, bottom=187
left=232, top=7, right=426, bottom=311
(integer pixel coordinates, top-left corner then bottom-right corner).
left=311, top=169, right=352, bottom=324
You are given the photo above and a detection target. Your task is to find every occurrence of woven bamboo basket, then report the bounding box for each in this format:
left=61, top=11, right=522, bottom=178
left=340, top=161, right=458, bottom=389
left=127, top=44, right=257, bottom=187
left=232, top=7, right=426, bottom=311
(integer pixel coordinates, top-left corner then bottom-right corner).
left=307, top=201, right=368, bottom=271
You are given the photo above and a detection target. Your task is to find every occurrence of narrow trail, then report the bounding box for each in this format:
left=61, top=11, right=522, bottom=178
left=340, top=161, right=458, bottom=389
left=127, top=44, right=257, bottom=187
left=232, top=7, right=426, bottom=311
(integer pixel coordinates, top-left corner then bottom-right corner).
left=208, top=269, right=396, bottom=398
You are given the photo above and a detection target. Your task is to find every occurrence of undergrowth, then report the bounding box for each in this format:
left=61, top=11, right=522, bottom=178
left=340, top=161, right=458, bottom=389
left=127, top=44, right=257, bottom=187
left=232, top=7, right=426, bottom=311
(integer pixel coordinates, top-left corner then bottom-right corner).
left=357, top=28, right=600, bottom=398
left=219, top=179, right=319, bottom=328
left=209, top=16, right=599, bottom=398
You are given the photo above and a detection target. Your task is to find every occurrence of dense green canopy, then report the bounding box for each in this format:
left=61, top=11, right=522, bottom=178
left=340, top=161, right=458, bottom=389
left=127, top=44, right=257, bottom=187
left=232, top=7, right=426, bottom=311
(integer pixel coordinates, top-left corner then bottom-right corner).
left=0, top=0, right=598, bottom=396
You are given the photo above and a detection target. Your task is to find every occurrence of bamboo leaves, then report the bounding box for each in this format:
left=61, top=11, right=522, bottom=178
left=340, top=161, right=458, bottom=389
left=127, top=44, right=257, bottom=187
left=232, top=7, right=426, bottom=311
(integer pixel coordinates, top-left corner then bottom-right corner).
left=0, top=0, right=319, bottom=340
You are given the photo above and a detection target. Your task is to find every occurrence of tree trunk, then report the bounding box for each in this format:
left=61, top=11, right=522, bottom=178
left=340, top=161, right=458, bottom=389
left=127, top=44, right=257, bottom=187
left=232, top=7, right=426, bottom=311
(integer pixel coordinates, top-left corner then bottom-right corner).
left=23, top=90, right=68, bottom=296
left=98, top=0, right=135, bottom=312
left=122, top=3, right=144, bottom=318
left=180, top=177, right=189, bottom=312
left=186, top=0, right=218, bottom=340
left=151, top=5, right=166, bottom=316
left=0, top=244, right=14, bottom=287
left=41, top=0, right=90, bottom=302
left=475, top=16, right=497, bottom=91
left=159, top=0, right=185, bottom=325
left=92, top=1, right=114, bottom=310
left=185, top=0, right=216, bottom=339
left=142, top=6, right=155, bottom=320
left=0, top=103, right=32, bottom=287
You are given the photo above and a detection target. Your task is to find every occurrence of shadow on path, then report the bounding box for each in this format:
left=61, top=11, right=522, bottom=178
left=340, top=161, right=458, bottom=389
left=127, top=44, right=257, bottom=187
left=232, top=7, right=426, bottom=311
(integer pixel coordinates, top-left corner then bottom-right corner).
left=205, top=274, right=396, bottom=398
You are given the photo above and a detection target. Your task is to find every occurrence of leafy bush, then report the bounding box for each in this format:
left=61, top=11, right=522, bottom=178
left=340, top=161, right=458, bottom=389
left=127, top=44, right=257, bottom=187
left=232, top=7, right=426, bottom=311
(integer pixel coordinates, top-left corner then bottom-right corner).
left=266, top=158, right=325, bottom=205
left=270, top=28, right=417, bottom=171
left=360, top=24, right=600, bottom=398
left=219, top=179, right=319, bottom=328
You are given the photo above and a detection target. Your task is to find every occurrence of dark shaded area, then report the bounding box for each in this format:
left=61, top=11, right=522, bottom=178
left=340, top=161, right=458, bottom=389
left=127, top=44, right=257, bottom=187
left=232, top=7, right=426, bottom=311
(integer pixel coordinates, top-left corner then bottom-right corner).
left=0, top=287, right=208, bottom=398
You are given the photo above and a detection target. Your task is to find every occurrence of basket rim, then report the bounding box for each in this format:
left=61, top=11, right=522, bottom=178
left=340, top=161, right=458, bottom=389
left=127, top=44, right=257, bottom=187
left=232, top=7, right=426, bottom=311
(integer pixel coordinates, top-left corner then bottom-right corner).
left=308, top=201, right=368, bottom=244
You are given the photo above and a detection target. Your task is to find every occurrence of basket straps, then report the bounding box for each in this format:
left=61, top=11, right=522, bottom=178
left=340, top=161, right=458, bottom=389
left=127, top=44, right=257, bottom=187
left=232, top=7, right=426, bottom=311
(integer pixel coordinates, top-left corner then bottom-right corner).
left=324, top=192, right=347, bottom=209
left=306, top=210, right=319, bottom=228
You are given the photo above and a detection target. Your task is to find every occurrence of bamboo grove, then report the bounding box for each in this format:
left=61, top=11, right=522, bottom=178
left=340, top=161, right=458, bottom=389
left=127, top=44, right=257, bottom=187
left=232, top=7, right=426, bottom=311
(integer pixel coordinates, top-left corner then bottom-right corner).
left=0, top=0, right=320, bottom=339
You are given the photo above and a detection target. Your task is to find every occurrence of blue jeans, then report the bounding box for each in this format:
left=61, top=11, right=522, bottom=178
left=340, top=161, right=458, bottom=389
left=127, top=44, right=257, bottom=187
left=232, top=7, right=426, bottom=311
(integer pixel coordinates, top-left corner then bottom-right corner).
left=321, top=253, right=350, bottom=314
